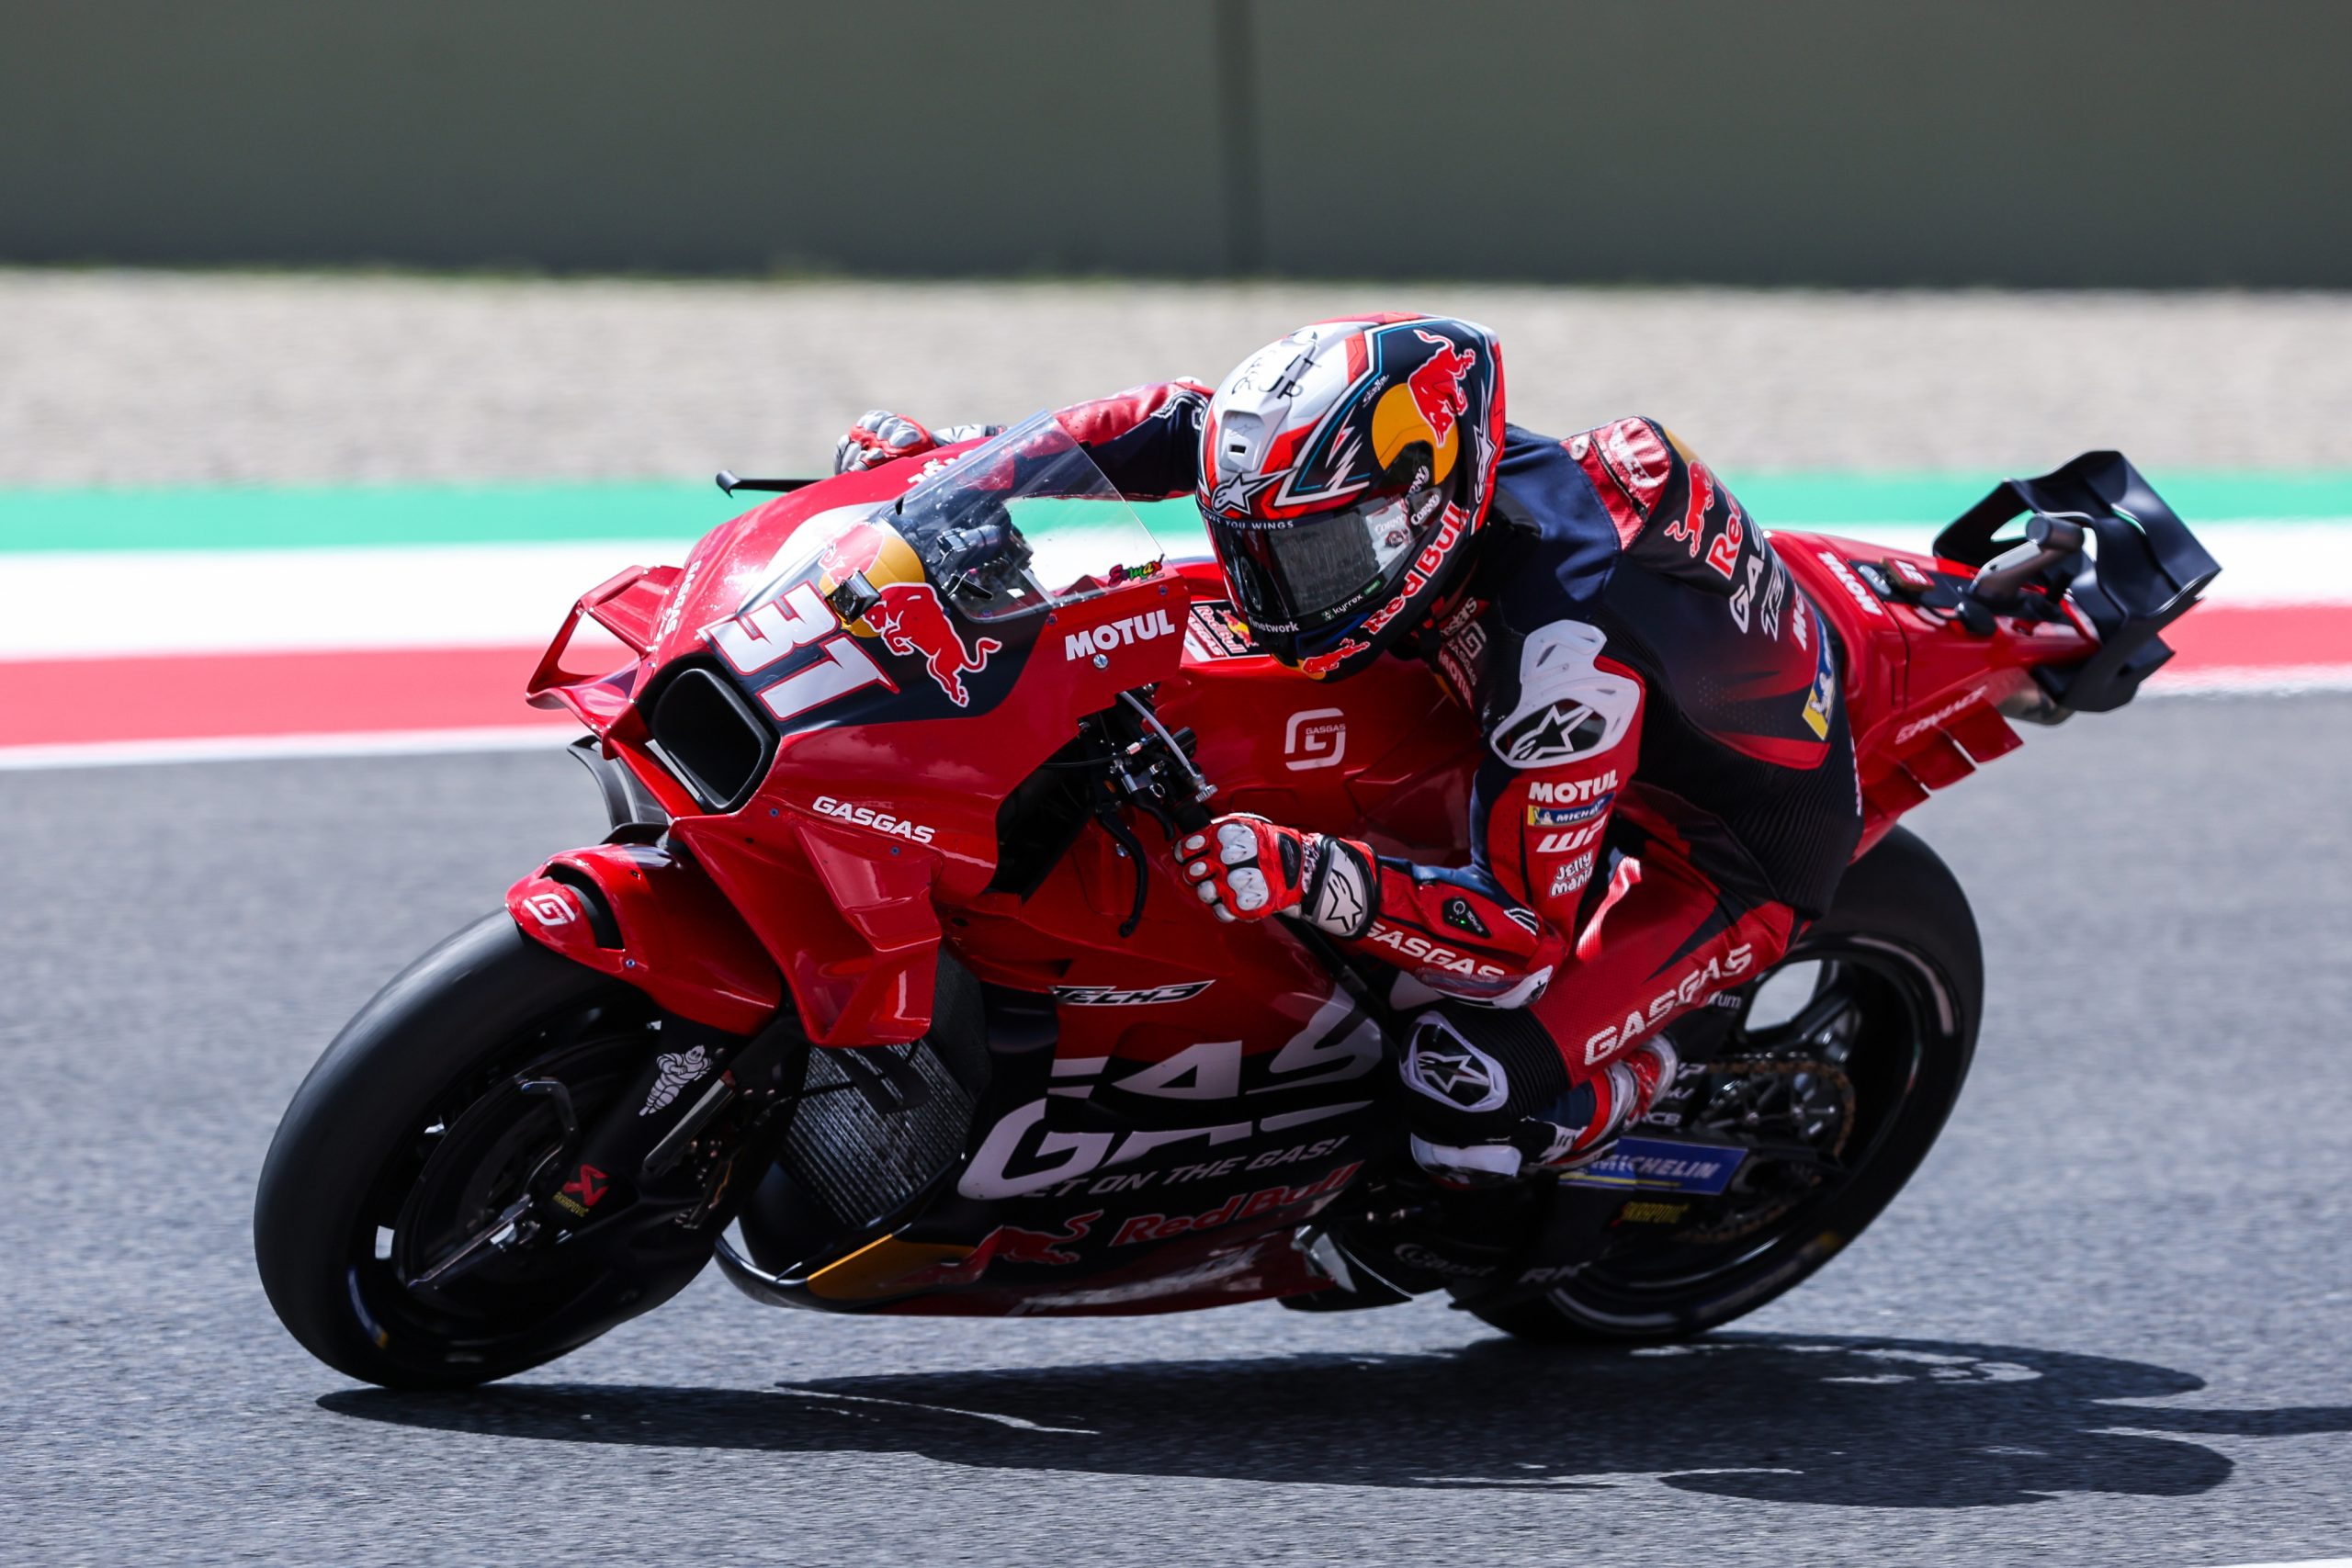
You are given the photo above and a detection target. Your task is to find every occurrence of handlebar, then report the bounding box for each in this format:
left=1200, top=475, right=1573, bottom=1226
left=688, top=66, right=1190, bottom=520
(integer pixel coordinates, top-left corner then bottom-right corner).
left=1090, top=690, right=1403, bottom=1039
left=1967, top=512, right=2087, bottom=609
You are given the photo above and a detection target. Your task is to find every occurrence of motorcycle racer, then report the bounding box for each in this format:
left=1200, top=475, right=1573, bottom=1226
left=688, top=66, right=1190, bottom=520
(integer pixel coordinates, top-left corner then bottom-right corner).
left=834, top=314, right=1862, bottom=1188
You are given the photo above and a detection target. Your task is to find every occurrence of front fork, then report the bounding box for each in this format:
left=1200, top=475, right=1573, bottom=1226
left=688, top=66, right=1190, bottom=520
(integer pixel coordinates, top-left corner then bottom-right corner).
left=407, top=1015, right=807, bottom=1303
left=540, top=1013, right=806, bottom=1235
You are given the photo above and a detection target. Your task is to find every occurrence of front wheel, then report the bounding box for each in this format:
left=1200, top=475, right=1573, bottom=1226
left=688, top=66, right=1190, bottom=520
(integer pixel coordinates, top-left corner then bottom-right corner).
left=254, top=915, right=718, bottom=1388
left=1473, top=825, right=1982, bottom=1343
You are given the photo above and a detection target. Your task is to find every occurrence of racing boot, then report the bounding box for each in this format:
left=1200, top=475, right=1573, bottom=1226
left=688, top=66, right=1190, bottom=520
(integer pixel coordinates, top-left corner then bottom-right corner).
left=1515, top=1033, right=1681, bottom=1175
left=1397, top=1005, right=1680, bottom=1186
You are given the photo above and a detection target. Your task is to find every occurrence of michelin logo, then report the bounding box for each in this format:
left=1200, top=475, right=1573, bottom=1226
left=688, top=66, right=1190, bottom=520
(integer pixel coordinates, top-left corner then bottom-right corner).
left=640, top=1045, right=712, bottom=1116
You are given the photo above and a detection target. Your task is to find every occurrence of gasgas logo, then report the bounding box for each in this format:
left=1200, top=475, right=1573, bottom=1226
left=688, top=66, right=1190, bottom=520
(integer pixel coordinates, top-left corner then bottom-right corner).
left=1064, top=608, right=1179, bottom=661
left=810, top=795, right=937, bottom=844
left=1364, top=925, right=1509, bottom=980
left=1581, top=943, right=1756, bottom=1063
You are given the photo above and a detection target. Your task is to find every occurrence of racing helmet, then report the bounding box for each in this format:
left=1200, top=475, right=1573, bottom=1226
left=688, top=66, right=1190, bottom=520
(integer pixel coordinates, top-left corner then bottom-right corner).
left=1197, top=314, right=1505, bottom=679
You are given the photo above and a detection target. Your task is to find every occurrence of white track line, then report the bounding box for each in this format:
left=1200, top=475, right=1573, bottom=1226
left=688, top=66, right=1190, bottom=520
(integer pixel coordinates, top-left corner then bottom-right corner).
left=1, top=666, right=2343, bottom=773
left=0, top=540, right=689, bottom=660
left=2147, top=663, right=2352, bottom=695
left=0, top=521, right=2344, bottom=660
left=0, top=724, right=576, bottom=772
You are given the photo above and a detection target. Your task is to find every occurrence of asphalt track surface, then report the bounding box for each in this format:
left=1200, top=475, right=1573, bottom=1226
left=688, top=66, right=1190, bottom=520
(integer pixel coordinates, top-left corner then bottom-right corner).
left=6, top=693, right=2351, bottom=1567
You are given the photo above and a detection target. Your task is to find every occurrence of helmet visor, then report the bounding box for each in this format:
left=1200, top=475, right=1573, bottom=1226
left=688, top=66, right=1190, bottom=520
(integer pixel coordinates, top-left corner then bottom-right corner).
left=1210, top=490, right=1432, bottom=635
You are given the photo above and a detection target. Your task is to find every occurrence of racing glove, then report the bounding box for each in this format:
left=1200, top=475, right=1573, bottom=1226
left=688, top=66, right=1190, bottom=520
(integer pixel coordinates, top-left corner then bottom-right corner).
left=832, top=411, right=1001, bottom=474
left=1177, top=815, right=1378, bottom=939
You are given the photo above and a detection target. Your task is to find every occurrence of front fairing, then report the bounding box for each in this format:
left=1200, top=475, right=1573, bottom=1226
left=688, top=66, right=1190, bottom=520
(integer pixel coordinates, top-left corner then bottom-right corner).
left=528, top=420, right=1193, bottom=1043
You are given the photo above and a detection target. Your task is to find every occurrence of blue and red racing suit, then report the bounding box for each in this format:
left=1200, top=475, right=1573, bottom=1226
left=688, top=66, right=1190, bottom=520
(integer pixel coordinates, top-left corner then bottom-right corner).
left=1050, top=384, right=1863, bottom=1180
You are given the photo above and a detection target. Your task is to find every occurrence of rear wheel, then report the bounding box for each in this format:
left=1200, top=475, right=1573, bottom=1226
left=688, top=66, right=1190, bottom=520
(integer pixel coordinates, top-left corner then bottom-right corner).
left=1473, top=826, right=1981, bottom=1343
left=254, top=915, right=718, bottom=1388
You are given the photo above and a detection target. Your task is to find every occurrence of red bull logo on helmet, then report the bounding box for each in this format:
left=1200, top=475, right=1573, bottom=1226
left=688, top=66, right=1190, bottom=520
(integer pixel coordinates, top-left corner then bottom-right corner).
left=1371, top=327, right=1481, bottom=486
left=1405, top=329, right=1477, bottom=448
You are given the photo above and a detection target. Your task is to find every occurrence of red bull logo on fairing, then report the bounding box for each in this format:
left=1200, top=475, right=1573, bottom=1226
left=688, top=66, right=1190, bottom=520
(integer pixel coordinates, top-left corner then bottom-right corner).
left=866, top=581, right=1001, bottom=707
left=810, top=524, right=1001, bottom=705
left=888, top=1212, right=1104, bottom=1288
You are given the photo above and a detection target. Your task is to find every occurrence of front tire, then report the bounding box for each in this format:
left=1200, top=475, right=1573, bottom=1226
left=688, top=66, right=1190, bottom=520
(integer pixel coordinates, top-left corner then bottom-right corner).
left=254, top=915, right=711, bottom=1388
left=1474, top=825, right=1982, bottom=1343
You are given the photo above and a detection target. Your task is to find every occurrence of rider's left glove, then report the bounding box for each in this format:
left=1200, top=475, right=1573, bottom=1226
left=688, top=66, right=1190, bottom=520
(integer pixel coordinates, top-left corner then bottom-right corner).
left=1177, top=815, right=1378, bottom=939
left=833, top=411, right=1003, bottom=474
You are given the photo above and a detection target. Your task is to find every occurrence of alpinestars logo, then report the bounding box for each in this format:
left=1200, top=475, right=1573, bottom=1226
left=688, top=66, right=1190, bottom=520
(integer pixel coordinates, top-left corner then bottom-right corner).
left=1489, top=623, right=1638, bottom=769
left=1302, top=838, right=1374, bottom=939
left=640, top=1045, right=712, bottom=1116
left=1403, top=1021, right=1510, bottom=1112
left=1206, top=468, right=1282, bottom=518
left=1498, top=705, right=1592, bottom=765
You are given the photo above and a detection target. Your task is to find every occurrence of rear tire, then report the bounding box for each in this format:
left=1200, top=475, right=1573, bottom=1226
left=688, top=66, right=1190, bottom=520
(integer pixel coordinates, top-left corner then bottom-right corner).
left=1474, top=826, right=1981, bottom=1343
left=254, top=915, right=711, bottom=1388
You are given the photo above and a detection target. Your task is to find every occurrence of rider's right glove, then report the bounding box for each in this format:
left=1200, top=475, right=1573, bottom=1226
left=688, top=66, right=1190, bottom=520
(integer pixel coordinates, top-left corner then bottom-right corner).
left=832, top=411, right=1002, bottom=474
left=1176, top=815, right=1379, bottom=939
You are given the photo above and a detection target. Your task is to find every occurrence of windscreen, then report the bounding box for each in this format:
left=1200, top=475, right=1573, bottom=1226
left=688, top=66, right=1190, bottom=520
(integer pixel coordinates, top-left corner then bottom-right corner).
left=742, top=412, right=1165, bottom=625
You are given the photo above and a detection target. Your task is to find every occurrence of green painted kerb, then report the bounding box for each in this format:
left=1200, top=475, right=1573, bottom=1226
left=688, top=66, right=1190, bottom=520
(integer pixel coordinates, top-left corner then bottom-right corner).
left=4, top=471, right=2351, bottom=554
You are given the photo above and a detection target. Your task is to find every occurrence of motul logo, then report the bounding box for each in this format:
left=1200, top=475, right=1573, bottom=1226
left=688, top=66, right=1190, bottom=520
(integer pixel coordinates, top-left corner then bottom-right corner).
left=1816, top=551, right=1887, bottom=617
left=1526, top=771, right=1619, bottom=806
left=1065, top=608, right=1179, bottom=661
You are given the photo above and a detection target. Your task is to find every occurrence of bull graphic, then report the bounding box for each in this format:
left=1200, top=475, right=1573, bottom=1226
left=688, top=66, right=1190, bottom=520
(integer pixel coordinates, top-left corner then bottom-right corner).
left=1405, top=329, right=1478, bottom=447
left=891, top=1211, right=1105, bottom=1289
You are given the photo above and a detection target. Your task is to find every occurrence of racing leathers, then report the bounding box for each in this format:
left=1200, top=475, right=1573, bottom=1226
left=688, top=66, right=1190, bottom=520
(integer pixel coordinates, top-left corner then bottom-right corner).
left=888, top=382, right=1865, bottom=1184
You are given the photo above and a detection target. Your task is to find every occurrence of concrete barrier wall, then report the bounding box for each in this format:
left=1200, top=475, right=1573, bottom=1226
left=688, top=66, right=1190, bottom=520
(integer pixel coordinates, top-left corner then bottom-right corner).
left=5, top=1, right=2346, bottom=285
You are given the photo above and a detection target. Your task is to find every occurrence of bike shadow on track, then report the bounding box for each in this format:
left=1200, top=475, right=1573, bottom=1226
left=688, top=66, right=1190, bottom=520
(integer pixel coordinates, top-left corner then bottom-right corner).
left=321, top=1332, right=2352, bottom=1506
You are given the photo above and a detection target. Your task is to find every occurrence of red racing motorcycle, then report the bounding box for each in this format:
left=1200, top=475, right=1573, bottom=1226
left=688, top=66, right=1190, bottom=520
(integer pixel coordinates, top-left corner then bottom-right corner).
left=254, top=415, right=2219, bottom=1387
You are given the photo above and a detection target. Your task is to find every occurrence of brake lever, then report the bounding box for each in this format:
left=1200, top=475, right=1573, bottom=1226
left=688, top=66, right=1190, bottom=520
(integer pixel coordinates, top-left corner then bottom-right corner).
left=1087, top=692, right=1220, bottom=937
left=1091, top=800, right=1154, bottom=939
